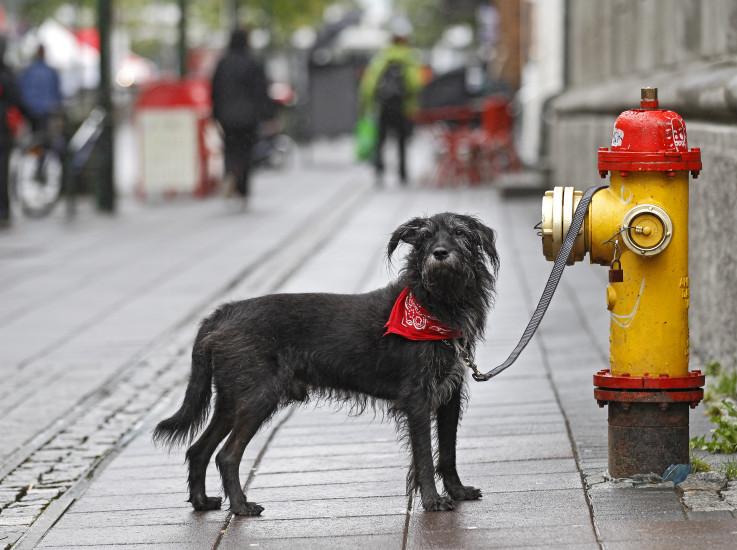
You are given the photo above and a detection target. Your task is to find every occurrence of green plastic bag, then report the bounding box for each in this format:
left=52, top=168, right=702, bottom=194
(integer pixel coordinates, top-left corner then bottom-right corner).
left=354, top=115, right=377, bottom=161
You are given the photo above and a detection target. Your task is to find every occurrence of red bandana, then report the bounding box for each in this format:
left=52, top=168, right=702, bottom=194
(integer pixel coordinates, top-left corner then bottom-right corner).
left=384, top=288, right=462, bottom=340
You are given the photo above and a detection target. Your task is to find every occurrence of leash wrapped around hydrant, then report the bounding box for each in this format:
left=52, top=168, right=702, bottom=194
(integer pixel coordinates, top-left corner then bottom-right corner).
left=471, top=184, right=607, bottom=382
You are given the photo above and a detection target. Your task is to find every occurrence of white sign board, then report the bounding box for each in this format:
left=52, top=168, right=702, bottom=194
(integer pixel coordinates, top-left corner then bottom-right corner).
left=139, top=108, right=200, bottom=194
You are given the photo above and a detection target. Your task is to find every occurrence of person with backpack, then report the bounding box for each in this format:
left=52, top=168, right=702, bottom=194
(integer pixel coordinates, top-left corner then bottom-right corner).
left=359, top=21, right=423, bottom=186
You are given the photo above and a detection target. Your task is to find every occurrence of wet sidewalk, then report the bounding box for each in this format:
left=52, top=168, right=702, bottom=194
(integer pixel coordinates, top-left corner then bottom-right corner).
left=2, top=141, right=736, bottom=549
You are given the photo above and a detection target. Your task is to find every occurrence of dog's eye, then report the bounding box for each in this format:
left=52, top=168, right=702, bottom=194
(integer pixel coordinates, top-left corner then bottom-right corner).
left=455, top=229, right=465, bottom=237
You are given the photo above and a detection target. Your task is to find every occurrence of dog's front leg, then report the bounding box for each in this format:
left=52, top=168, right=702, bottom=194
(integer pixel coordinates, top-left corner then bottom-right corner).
left=404, top=394, right=454, bottom=511
left=436, top=387, right=482, bottom=501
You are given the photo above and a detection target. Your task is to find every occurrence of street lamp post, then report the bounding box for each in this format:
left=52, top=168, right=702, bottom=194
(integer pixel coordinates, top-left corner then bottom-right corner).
left=97, top=0, right=115, bottom=212
left=178, top=0, right=188, bottom=77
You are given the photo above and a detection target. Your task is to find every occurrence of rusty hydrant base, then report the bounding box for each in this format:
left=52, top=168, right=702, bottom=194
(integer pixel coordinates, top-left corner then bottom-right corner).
left=607, top=401, right=690, bottom=478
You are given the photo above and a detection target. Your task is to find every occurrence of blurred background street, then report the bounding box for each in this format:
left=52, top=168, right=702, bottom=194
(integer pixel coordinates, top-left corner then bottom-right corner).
left=1, top=1, right=737, bottom=548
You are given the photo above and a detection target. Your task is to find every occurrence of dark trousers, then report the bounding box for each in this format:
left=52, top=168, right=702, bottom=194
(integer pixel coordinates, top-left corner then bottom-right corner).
left=374, top=108, right=409, bottom=183
left=0, top=147, right=10, bottom=223
left=223, top=126, right=257, bottom=197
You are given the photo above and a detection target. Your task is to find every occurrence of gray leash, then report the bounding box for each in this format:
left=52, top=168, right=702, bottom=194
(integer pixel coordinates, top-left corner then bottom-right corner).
left=471, top=185, right=607, bottom=382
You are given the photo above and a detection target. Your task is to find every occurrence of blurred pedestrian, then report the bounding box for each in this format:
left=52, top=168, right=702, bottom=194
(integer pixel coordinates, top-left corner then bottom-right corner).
left=359, top=19, right=423, bottom=186
left=0, top=36, right=35, bottom=228
left=20, top=44, right=62, bottom=134
left=211, top=27, right=271, bottom=205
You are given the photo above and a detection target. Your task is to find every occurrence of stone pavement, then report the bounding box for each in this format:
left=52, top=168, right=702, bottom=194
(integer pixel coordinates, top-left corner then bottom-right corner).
left=1, top=139, right=736, bottom=549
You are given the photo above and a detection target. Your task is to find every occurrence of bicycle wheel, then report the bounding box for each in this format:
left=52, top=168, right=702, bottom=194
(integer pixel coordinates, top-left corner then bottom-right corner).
left=13, top=145, right=64, bottom=218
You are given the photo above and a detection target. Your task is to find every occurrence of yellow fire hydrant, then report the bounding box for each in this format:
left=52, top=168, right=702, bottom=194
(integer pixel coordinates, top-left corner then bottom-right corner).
left=541, top=88, right=704, bottom=477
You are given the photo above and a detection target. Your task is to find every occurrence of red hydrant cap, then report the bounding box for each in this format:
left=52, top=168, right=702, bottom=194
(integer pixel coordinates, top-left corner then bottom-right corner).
left=598, top=87, right=701, bottom=177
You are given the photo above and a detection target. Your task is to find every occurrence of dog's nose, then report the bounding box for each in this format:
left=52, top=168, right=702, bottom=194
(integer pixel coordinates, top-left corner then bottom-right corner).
left=433, top=247, right=449, bottom=260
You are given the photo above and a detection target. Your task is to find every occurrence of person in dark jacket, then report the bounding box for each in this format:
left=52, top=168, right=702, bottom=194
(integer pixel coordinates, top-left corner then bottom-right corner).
left=211, top=27, right=270, bottom=203
left=0, top=35, right=34, bottom=228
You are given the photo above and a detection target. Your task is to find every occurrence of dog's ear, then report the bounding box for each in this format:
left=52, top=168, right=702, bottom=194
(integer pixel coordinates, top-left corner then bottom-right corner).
left=387, top=217, right=427, bottom=259
left=463, top=215, right=500, bottom=275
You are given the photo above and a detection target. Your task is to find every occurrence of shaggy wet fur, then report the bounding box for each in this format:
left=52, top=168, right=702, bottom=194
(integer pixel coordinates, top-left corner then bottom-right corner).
left=153, top=212, right=499, bottom=515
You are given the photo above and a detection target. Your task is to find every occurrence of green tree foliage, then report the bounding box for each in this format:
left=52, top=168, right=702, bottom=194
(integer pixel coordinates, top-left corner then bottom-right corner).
left=17, top=1, right=351, bottom=49
left=395, top=0, right=477, bottom=49
left=243, top=0, right=350, bottom=47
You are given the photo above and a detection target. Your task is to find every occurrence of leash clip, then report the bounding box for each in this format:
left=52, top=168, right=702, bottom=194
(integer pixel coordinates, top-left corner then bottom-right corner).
left=461, top=348, right=489, bottom=382
left=443, top=339, right=490, bottom=381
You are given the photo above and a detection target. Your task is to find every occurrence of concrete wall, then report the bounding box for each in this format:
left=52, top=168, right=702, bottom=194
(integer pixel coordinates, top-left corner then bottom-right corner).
left=550, top=0, right=737, bottom=366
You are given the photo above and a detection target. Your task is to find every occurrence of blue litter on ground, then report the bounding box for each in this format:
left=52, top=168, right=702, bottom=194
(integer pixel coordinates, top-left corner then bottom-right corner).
left=663, top=463, right=691, bottom=485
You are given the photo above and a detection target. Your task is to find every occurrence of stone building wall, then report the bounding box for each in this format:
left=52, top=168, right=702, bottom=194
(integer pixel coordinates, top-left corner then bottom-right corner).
left=550, top=0, right=737, bottom=366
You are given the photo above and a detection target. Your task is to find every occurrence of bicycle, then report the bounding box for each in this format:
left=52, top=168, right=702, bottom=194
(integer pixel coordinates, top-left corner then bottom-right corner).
left=9, top=107, right=105, bottom=218
left=9, top=110, right=66, bottom=218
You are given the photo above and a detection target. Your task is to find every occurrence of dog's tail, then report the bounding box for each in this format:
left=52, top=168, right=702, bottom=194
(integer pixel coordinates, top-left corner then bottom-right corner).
left=153, top=320, right=216, bottom=449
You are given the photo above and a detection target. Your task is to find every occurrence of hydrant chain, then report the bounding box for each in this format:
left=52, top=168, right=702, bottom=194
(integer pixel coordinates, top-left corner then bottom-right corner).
left=601, top=227, right=637, bottom=246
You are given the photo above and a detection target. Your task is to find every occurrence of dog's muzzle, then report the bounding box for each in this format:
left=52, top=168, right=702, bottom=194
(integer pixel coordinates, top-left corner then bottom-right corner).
left=423, top=248, right=467, bottom=289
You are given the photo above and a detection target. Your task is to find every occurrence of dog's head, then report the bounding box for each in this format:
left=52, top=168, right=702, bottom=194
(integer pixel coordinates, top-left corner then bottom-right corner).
left=387, top=213, right=499, bottom=309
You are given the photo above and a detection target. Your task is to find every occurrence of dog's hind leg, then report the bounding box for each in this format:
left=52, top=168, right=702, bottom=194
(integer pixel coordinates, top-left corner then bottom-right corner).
left=215, top=395, right=277, bottom=516
left=402, top=392, right=454, bottom=511
left=185, top=396, right=233, bottom=511
left=436, top=387, right=482, bottom=501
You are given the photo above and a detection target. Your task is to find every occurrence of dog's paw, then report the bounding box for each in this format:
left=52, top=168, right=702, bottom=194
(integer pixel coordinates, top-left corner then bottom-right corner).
left=422, top=494, right=454, bottom=512
left=446, top=484, right=482, bottom=501
left=230, top=501, right=265, bottom=516
left=190, top=496, right=222, bottom=511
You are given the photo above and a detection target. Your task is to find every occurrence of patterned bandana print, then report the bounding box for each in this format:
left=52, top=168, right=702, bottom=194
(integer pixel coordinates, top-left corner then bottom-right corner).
left=384, top=287, right=463, bottom=340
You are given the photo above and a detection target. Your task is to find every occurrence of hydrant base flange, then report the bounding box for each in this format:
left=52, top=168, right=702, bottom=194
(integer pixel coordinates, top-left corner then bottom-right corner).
left=594, top=388, right=703, bottom=407
left=608, top=401, right=690, bottom=478
left=594, top=369, right=704, bottom=409
left=594, top=369, right=705, bottom=390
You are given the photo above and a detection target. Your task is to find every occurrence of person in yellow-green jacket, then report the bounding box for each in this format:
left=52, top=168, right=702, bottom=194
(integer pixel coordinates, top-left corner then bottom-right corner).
left=359, top=23, right=423, bottom=185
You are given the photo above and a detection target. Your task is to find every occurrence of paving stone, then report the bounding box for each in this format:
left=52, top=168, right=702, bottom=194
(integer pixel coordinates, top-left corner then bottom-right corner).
left=677, top=471, right=728, bottom=493
left=588, top=486, right=686, bottom=522
left=244, top=495, right=409, bottom=521
left=2, top=503, right=44, bottom=517
left=27, top=450, right=69, bottom=463
left=37, top=522, right=228, bottom=547
left=0, top=515, right=36, bottom=526
left=254, top=452, right=404, bottom=476
left=408, top=489, right=592, bottom=531
left=0, top=526, right=27, bottom=547
left=596, top=518, right=737, bottom=544
left=38, top=545, right=209, bottom=550
left=21, top=488, right=62, bottom=502
left=406, top=524, right=598, bottom=549
left=249, top=480, right=406, bottom=504
left=0, top=490, right=20, bottom=508
left=219, top=514, right=407, bottom=543
left=221, top=533, right=403, bottom=550
left=63, top=492, right=195, bottom=514
left=685, top=509, right=736, bottom=521
left=681, top=490, right=734, bottom=512
left=721, top=481, right=737, bottom=507
left=249, top=466, right=407, bottom=490
left=51, top=507, right=228, bottom=530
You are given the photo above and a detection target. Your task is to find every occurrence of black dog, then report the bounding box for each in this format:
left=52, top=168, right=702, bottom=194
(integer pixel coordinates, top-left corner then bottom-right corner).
left=153, top=212, right=499, bottom=515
